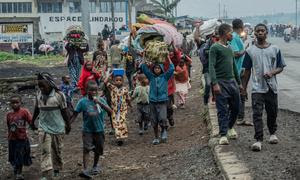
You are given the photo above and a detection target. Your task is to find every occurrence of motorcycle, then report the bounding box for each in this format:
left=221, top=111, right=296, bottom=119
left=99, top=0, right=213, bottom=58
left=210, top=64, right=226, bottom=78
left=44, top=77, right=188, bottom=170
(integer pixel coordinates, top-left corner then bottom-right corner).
left=284, top=34, right=291, bottom=43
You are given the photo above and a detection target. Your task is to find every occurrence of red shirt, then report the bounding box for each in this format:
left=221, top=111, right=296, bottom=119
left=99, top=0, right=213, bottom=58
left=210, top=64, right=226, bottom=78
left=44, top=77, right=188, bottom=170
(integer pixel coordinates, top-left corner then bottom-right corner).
left=6, top=108, right=32, bottom=140
left=164, top=49, right=182, bottom=95
left=175, top=65, right=189, bottom=83
left=78, top=66, right=101, bottom=96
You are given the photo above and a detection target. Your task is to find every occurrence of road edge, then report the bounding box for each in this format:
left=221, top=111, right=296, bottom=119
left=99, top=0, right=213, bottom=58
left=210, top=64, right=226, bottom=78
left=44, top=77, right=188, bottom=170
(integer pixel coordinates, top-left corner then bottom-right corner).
left=206, top=103, right=253, bottom=180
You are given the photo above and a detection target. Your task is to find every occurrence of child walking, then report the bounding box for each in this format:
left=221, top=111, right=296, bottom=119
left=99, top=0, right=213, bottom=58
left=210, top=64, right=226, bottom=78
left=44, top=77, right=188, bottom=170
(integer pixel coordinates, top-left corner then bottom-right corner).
left=174, top=56, right=192, bottom=108
left=141, top=58, right=174, bottom=145
left=209, top=24, right=242, bottom=145
left=78, top=61, right=101, bottom=96
left=6, top=95, right=33, bottom=180
left=131, top=74, right=150, bottom=135
left=104, top=70, right=131, bottom=146
left=32, top=72, right=71, bottom=179
left=60, top=75, right=75, bottom=111
left=71, top=80, right=112, bottom=178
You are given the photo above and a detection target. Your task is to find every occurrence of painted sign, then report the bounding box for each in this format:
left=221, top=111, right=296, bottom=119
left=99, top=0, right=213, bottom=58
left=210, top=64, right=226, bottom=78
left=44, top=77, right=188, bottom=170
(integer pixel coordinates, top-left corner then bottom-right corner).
left=40, top=13, right=128, bottom=36
left=0, top=23, right=33, bottom=43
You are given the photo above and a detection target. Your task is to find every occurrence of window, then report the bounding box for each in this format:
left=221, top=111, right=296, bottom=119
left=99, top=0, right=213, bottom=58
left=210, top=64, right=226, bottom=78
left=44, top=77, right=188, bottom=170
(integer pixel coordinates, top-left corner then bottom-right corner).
left=38, top=2, right=62, bottom=13
left=0, top=2, right=32, bottom=13
left=114, top=1, right=126, bottom=12
left=17, top=2, right=22, bottom=13
left=99, top=1, right=110, bottom=13
left=2, top=3, right=7, bottom=13
left=69, top=1, right=81, bottom=13
left=53, top=3, right=62, bottom=13
left=99, top=1, right=126, bottom=13
left=120, top=1, right=126, bottom=12
left=13, top=3, right=18, bottom=12
left=90, top=1, right=96, bottom=13
left=7, top=2, right=12, bottom=13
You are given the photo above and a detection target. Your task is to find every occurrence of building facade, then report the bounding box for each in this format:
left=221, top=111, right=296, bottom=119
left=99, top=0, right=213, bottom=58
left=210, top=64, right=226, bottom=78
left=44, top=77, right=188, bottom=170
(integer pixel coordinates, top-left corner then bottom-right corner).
left=0, top=0, right=136, bottom=43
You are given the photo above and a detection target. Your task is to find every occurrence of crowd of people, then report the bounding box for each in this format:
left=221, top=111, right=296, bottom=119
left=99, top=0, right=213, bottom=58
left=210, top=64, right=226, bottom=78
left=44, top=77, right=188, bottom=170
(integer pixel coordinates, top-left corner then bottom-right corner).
left=269, top=24, right=300, bottom=39
left=5, top=18, right=286, bottom=180
left=197, top=19, right=285, bottom=148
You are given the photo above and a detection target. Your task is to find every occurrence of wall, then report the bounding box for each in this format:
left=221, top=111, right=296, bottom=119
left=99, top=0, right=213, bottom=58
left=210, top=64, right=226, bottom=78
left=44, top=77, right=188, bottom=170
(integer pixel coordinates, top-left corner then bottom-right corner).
left=0, top=0, right=137, bottom=43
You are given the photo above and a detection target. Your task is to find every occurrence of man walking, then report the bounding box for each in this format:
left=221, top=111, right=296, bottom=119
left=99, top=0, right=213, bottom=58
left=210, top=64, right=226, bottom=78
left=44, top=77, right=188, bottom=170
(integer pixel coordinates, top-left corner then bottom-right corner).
left=230, top=19, right=252, bottom=126
left=242, top=24, right=286, bottom=151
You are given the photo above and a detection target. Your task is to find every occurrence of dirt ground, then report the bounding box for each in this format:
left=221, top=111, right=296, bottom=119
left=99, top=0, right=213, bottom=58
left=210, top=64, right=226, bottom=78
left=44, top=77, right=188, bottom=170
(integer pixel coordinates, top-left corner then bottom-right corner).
left=0, top=60, right=222, bottom=179
left=231, top=107, right=300, bottom=180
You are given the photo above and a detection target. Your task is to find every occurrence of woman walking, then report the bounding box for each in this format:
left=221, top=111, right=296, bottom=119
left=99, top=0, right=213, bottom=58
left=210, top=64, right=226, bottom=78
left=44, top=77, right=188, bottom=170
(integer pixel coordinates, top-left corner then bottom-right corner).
left=65, top=42, right=89, bottom=88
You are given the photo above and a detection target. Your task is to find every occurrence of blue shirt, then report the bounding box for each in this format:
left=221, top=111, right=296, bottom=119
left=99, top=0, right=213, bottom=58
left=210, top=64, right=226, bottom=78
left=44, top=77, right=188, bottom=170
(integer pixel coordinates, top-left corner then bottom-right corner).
left=59, top=83, right=74, bottom=103
left=75, top=96, right=108, bottom=133
left=230, top=32, right=245, bottom=75
left=141, top=63, right=174, bottom=103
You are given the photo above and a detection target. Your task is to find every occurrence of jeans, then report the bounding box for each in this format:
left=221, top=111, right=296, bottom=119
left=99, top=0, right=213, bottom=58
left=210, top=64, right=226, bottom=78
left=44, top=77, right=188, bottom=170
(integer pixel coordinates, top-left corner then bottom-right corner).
left=252, top=90, right=278, bottom=141
left=215, top=80, right=240, bottom=136
left=203, top=73, right=211, bottom=105
left=126, top=71, right=133, bottom=91
left=167, top=94, right=174, bottom=126
left=237, top=94, right=246, bottom=120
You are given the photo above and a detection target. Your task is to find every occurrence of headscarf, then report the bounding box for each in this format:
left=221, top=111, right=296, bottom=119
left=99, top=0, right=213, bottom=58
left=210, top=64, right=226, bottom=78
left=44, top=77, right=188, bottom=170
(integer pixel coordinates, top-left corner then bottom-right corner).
left=37, top=72, right=59, bottom=91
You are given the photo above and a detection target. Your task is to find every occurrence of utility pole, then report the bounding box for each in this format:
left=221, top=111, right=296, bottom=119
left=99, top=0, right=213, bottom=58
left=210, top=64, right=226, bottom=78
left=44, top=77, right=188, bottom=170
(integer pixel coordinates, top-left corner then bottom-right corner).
left=218, top=0, right=221, bottom=19
left=81, top=0, right=91, bottom=46
left=128, top=0, right=133, bottom=31
left=296, top=0, right=298, bottom=27
left=223, top=4, right=226, bottom=19
left=110, top=0, right=116, bottom=38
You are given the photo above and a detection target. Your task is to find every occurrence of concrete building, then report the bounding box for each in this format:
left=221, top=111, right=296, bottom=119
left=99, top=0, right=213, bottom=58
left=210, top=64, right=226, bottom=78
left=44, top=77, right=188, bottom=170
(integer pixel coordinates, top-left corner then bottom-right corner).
left=0, top=0, right=137, bottom=44
left=175, top=15, right=194, bottom=33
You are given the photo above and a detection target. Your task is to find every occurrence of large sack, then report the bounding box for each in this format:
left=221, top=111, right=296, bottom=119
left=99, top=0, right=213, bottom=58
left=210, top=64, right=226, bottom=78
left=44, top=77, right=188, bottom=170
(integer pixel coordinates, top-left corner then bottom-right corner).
left=137, top=14, right=156, bottom=25
left=144, top=41, right=169, bottom=63
left=190, top=19, right=221, bottom=40
left=152, top=23, right=183, bottom=48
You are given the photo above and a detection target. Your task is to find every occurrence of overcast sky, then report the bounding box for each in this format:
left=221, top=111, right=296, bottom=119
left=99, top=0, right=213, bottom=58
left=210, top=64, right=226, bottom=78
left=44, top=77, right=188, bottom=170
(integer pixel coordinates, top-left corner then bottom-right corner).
left=177, top=0, right=296, bottom=18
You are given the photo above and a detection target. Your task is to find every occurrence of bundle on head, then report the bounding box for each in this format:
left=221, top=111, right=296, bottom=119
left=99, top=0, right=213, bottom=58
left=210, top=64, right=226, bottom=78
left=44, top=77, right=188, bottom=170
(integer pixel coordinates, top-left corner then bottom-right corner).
left=144, top=41, right=169, bottom=64
left=65, top=25, right=88, bottom=48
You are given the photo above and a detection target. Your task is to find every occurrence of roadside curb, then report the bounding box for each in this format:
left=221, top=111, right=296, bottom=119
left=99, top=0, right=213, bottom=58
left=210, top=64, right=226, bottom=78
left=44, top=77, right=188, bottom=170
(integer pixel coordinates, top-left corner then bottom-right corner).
left=206, top=103, right=253, bottom=180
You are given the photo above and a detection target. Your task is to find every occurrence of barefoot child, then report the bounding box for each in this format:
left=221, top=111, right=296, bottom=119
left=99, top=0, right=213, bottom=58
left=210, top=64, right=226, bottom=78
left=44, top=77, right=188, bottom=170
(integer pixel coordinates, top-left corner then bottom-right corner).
left=78, top=61, right=101, bottom=96
left=71, top=80, right=112, bottom=178
left=131, top=74, right=150, bottom=135
left=6, top=95, right=33, bottom=180
left=141, top=57, right=174, bottom=145
left=104, top=69, right=131, bottom=146
left=174, top=56, right=192, bottom=108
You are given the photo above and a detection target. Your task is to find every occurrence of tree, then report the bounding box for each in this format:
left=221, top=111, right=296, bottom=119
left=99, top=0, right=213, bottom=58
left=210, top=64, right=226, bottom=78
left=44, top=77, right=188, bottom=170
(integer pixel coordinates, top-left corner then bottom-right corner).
left=150, top=0, right=181, bottom=18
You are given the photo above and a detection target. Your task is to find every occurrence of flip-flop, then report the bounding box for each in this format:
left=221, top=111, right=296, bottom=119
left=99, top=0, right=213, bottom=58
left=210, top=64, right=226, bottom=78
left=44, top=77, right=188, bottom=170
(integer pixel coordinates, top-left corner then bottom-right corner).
left=79, top=171, right=92, bottom=179
left=244, top=121, right=254, bottom=126
left=237, top=121, right=253, bottom=126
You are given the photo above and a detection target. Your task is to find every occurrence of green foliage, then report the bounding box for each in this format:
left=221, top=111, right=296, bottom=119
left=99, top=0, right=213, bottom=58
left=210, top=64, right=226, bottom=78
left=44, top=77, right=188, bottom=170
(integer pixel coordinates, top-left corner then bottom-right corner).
left=150, top=0, right=181, bottom=18
left=0, top=51, right=64, bottom=65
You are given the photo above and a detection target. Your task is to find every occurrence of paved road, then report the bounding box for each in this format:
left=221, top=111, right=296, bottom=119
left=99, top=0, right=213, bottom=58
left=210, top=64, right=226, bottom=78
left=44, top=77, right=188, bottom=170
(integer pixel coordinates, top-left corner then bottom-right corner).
left=268, top=38, right=300, bottom=113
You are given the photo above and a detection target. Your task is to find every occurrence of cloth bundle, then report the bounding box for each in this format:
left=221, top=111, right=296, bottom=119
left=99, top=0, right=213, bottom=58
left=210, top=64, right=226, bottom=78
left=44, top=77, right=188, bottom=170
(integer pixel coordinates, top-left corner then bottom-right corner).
left=132, top=14, right=183, bottom=52
left=38, top=44, right=54, bottom=52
